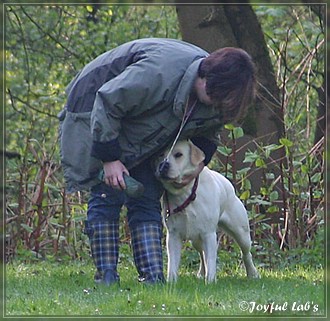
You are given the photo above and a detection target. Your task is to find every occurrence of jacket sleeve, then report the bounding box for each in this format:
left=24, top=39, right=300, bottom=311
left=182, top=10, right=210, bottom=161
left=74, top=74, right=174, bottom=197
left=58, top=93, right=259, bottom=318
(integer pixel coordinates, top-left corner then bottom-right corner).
left=90, top=54, right=169, bottom=162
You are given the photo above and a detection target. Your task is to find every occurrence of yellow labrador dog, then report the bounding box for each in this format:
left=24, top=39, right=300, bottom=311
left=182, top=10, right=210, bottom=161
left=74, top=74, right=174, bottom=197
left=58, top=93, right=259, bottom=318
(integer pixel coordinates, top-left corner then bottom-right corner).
left=155, top=140, right=259, bottom=283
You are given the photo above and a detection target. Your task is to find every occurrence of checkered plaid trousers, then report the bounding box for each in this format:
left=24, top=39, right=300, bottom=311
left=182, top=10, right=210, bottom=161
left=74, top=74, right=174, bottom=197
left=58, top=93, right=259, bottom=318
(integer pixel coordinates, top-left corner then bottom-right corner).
left=130, top=222, right=165, bottom=283
left=85, top=221, right=119, bottom=276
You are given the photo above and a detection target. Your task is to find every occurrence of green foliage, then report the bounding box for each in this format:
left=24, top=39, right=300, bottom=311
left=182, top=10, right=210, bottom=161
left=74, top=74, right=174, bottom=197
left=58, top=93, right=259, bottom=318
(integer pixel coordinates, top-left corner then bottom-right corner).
left=210, top=124, right=324, bottom=269
left=5, top=4, right=180, bottom=261
left=254, top=5, right=324, bottom=152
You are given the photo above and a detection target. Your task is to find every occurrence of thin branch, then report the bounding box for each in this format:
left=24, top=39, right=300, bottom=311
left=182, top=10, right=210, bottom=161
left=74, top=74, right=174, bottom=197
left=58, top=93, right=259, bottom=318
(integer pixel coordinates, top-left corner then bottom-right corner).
left=7, top=6, right=31, bottom=94
left=6, top=89, right=58, bottom=118
left=20, top=6, right=80, bottom=60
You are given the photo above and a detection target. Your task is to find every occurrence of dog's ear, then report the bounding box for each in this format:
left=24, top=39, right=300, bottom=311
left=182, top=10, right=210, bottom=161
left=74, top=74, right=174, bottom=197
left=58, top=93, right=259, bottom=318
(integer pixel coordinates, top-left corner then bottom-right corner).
left=189, top=141, right=205, bottom=166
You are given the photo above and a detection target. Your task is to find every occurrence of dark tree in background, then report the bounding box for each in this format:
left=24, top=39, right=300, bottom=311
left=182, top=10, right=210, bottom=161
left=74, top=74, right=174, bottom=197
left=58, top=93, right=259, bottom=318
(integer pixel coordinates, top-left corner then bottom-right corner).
left=176, top=4, right=279, bottom=192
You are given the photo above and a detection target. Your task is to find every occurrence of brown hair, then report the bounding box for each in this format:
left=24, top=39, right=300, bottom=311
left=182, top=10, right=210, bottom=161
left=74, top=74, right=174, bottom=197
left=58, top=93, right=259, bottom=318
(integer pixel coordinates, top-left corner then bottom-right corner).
left=199, top=47, right=256, bottom=124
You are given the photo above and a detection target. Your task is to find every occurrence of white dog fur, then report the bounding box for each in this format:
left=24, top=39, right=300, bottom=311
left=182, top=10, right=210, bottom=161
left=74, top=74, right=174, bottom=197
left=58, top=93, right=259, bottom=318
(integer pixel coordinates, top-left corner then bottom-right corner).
left=155, top=140, right=259, bottom=283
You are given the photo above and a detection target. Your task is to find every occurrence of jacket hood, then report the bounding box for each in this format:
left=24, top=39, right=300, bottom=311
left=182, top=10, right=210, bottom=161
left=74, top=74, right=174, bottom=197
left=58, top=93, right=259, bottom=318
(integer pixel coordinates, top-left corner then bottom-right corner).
left=173, top=57, right=205, bottom=118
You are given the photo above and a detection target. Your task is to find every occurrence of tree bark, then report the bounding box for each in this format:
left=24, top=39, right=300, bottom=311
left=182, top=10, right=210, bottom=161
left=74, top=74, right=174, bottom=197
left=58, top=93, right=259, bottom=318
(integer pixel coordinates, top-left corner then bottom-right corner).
left=176, top=4, right=284, bottom=194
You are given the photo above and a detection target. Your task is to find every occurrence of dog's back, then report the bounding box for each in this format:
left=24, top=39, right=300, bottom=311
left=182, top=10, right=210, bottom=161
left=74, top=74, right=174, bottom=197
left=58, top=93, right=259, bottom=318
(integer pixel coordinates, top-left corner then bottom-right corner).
left=199, top=167, right=239, bottom=214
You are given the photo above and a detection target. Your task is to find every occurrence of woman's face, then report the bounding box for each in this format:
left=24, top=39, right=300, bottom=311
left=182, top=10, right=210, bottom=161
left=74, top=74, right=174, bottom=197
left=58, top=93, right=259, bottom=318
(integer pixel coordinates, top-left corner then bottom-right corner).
left=194, top=77, right=213, bottom=106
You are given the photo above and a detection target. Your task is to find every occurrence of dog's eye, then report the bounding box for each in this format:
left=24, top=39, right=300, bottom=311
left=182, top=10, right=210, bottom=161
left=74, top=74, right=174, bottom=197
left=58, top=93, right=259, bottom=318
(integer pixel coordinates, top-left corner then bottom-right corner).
left=174, top=152, right=183, bottom=159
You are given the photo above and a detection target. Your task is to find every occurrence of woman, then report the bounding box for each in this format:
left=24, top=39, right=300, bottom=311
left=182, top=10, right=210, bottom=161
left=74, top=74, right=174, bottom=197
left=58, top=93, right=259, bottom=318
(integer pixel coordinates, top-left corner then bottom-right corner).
left=59, top=38, right=256, bottom=285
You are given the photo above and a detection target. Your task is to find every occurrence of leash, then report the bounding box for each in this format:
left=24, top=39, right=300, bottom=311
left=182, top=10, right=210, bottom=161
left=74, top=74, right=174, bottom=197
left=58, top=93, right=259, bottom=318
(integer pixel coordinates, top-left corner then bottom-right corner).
left=164, top=176, right=199, bottom=221
left=158, top=98, right=198, bottom=175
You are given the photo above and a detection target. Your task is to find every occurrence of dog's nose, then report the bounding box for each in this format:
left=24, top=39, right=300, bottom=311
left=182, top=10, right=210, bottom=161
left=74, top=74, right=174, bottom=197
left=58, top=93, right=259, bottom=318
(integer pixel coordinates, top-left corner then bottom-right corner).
left=158, top=160, right=170, bottom=179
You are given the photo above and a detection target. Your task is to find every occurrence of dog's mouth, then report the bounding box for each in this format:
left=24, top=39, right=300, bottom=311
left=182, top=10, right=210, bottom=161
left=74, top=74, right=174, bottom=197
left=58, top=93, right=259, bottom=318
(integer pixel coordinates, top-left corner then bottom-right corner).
left=155, top=170, right=182, bottom=186
left=170, top=181, right=186, bottom=189
left=157, top=173, right=180, bottom=183
left=157, top=175, right=185, bottom=189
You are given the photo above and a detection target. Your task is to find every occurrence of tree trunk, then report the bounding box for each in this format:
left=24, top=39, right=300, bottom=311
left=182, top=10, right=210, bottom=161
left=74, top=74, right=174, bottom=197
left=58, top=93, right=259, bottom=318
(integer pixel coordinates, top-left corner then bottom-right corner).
left=176, top=4, right=284, bottom=194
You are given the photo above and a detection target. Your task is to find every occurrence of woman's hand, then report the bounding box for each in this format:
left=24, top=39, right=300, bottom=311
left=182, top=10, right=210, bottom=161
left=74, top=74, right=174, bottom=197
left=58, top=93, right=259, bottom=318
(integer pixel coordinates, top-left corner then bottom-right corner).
left=103, top=160, right=130, bottom=190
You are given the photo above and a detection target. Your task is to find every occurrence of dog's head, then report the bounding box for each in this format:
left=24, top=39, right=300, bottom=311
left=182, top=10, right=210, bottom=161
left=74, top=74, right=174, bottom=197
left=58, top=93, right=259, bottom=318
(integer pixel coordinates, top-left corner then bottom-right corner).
left=155, top=140, right=205, bottom=191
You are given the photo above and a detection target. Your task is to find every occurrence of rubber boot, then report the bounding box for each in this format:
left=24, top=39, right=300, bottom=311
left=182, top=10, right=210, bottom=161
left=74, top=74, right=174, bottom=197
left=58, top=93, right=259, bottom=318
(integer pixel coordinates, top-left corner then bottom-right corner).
left=84, top=220, right=120, bottom=286
left=130, top=222, right=165, bottom=284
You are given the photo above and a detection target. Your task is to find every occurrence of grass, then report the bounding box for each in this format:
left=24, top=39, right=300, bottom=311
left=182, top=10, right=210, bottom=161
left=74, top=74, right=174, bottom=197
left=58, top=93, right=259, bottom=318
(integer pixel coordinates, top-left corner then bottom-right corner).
left=5, top=251, right=325, bottom=318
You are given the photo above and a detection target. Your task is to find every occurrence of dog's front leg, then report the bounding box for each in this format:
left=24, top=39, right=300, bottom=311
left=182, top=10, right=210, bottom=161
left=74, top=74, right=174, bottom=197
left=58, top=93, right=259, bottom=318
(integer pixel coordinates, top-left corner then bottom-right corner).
left=166, top=231, right=182, bottom=282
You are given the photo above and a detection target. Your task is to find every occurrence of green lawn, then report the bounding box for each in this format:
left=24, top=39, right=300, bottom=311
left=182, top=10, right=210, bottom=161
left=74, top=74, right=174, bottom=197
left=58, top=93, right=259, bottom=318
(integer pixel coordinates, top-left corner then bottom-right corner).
left=5, top=257, right=325, bottom=318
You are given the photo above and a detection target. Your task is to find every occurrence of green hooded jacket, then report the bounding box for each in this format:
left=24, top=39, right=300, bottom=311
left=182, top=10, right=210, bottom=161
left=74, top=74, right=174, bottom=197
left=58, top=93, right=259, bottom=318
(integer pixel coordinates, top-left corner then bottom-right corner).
left=59, top=38, right=224, bottom=193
